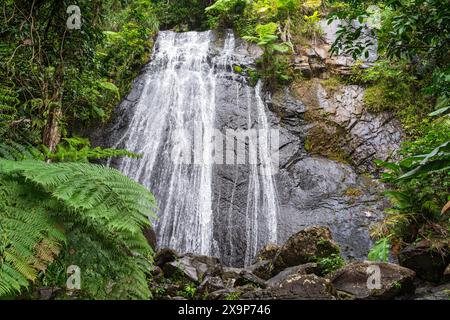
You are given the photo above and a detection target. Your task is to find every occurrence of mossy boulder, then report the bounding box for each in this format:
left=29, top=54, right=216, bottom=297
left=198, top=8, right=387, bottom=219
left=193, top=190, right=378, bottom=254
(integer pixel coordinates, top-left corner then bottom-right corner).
left=327, top=261, right=416, bottom=299
left=247, top=260, right=274, bottom=280
left=154, top=248, right=179, bottom=268
left=272, top=226, right=342, bottom=275
left=222, top=267, right=267, bottom=289
left=254, top=243, right=280, bottom=262
left=162, top=254, right=222, bottom=284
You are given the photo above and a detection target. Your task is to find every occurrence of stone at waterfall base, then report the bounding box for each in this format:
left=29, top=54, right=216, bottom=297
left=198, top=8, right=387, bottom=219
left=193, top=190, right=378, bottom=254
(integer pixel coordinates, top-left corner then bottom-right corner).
left=272, top=226, right=341, bottom=275
left=397, top=239, right=450, bottom=283
left=241, top=274, right=337, bottom=300
left=149, top=226, right=447, bottom=300
left=326, top=261, right=416, bottom=299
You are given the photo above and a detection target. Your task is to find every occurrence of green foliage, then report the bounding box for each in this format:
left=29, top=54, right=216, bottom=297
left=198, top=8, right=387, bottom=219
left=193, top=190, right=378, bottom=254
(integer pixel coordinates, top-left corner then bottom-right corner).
left=350, top=60, right=418, bottom=115
left=0, top=177, right=65, bottom=296
left=372, top=134, right=450, bottom=249
left=206, top=0, right=251, bottom=33
left=177, top=283, right=197, bottom=299
left=243, top=23, right=289, bottom=53
left=44, top=137, right=140, bottom=163
left=329, top=1, right=449, bottom=119
left=0, top=82, right=18, bottom=124
left=299, top=11, right=323, bottom=38
left=98, top=2, right=159, bottom=98
left=155, top=0, right=212, bottom=31
left=329, top=0, right=449, bottom=67
left=0, top=157, right=158, bottom=299
left=207, top=0, right=313, bottom=88
left=243, top=22, right=292, bottom=88
left=317, top=254, right=345, bottom=275
left=368, top=238, right=390, bottom=262
left=0, top=1, right=159, bottom=147
left=376, top=140, right=450, bottom=182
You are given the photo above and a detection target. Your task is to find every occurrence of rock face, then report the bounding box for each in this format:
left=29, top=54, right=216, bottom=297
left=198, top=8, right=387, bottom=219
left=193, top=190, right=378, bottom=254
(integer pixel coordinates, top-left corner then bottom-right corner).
left=273, top=226, right=341, bottom=273
left=90, top=29, right=399, bottom=266
left=327, top=261, right=416, bottom=299
left=268, top=88, right=390, bottom=263
left=293, top=19, right=378, bottom=78
left=398, top=239, right=450, bottom=283
left=293, top=80, right=403, bottom=173
left=414, top=283, right=450, bottom=300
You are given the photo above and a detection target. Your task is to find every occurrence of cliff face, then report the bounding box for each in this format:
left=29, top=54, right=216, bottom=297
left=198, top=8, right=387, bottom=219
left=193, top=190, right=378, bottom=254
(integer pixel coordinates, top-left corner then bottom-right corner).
left=289, top=19, right=403, bottom=173
left=89, top=24, right=405, bottom=267
left=263, top=20, right=403, bottom=261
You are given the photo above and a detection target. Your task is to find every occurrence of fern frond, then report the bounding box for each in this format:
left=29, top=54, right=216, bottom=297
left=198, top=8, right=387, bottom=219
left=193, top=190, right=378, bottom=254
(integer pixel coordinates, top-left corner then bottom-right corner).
left=0, top=158, right=158, bottom=299
left=0, top=177, right=64, bottom=296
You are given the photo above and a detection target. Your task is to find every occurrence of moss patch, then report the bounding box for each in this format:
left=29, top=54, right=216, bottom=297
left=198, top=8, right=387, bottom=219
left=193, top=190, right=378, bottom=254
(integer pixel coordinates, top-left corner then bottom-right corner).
left=320, top=77, right=343, bottom=94
left=317, top=254, right=346, bottom=276
left=344, top=187, right=363, bottom=198
left=304, top=125, right=350, bottom=164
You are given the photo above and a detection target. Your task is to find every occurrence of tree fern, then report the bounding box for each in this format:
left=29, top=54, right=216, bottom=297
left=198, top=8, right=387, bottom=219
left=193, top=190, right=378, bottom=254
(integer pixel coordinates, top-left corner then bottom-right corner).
left=0, top=177, right=65, bottom=296
left=0, top=158, right=158, bottom=299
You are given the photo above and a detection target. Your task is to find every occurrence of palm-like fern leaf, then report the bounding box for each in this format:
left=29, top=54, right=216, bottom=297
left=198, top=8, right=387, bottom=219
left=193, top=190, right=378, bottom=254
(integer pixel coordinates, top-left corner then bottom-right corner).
left=0, top=159, right=158, bottom=299
left=0, top=177, right=65, bottom=296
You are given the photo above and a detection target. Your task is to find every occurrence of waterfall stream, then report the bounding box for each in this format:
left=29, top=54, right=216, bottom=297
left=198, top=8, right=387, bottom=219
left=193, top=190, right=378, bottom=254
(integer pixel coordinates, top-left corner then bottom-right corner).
left=108, top=30, right=279, bottom=266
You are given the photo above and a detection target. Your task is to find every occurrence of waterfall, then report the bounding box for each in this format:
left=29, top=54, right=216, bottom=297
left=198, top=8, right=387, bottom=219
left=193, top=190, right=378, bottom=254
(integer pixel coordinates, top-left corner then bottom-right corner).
left=109, top=30, right=279, bottom=266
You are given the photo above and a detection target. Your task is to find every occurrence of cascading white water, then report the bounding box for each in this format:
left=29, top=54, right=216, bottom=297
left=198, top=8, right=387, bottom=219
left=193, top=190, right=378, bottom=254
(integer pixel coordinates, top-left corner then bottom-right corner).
left=109, top=30, right=279, bottom=265
left=244, top=82, right=279, bottom=266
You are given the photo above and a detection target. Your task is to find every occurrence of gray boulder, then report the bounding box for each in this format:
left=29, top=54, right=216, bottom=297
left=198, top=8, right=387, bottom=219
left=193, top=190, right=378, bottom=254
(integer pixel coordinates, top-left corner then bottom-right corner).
left=242, top=274, right=337, bottom=300
left=246, top=260, right=274, bottom=280
left=398, top=239, right=450, bottom=283
left=163, top=254, right=222, bottom=283
left=266, top=263, right=319, bottom=288
left=414, top=283, right=450, bottom=300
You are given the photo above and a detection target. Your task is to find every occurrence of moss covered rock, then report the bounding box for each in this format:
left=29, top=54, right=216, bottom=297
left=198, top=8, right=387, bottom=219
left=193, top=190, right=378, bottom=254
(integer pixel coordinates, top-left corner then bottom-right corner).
left=273, top=226, right=342, bottom=274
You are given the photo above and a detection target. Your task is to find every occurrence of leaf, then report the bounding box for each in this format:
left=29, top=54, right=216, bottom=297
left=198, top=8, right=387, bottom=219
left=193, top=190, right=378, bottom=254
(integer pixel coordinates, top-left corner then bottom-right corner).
left=368, top=238, right=390, bottom=262
left=428, top=106, right=450, bottom=117
left=384, top=191, right=413, bottom=209
left=374, top=159, right=401, bottom=174
left=398, top=159, right=450, bottom=180
left=98, top=81, right=120, bottom=100
left=242, top=36, right=258, bottom=43
left=271, top=43, right=289, bottom=53
left=398, top=141, right=450, bottom=180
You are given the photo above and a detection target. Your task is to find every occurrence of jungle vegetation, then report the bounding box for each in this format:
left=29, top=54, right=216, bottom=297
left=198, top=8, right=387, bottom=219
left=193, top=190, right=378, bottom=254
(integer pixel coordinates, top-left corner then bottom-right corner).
left=0, top=0, right=448, bottom=299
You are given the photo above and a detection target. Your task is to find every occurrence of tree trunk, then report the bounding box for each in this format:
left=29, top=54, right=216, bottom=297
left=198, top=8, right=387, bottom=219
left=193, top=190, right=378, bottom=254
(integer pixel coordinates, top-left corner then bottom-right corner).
left=42, top=104, right=62, bottom=153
